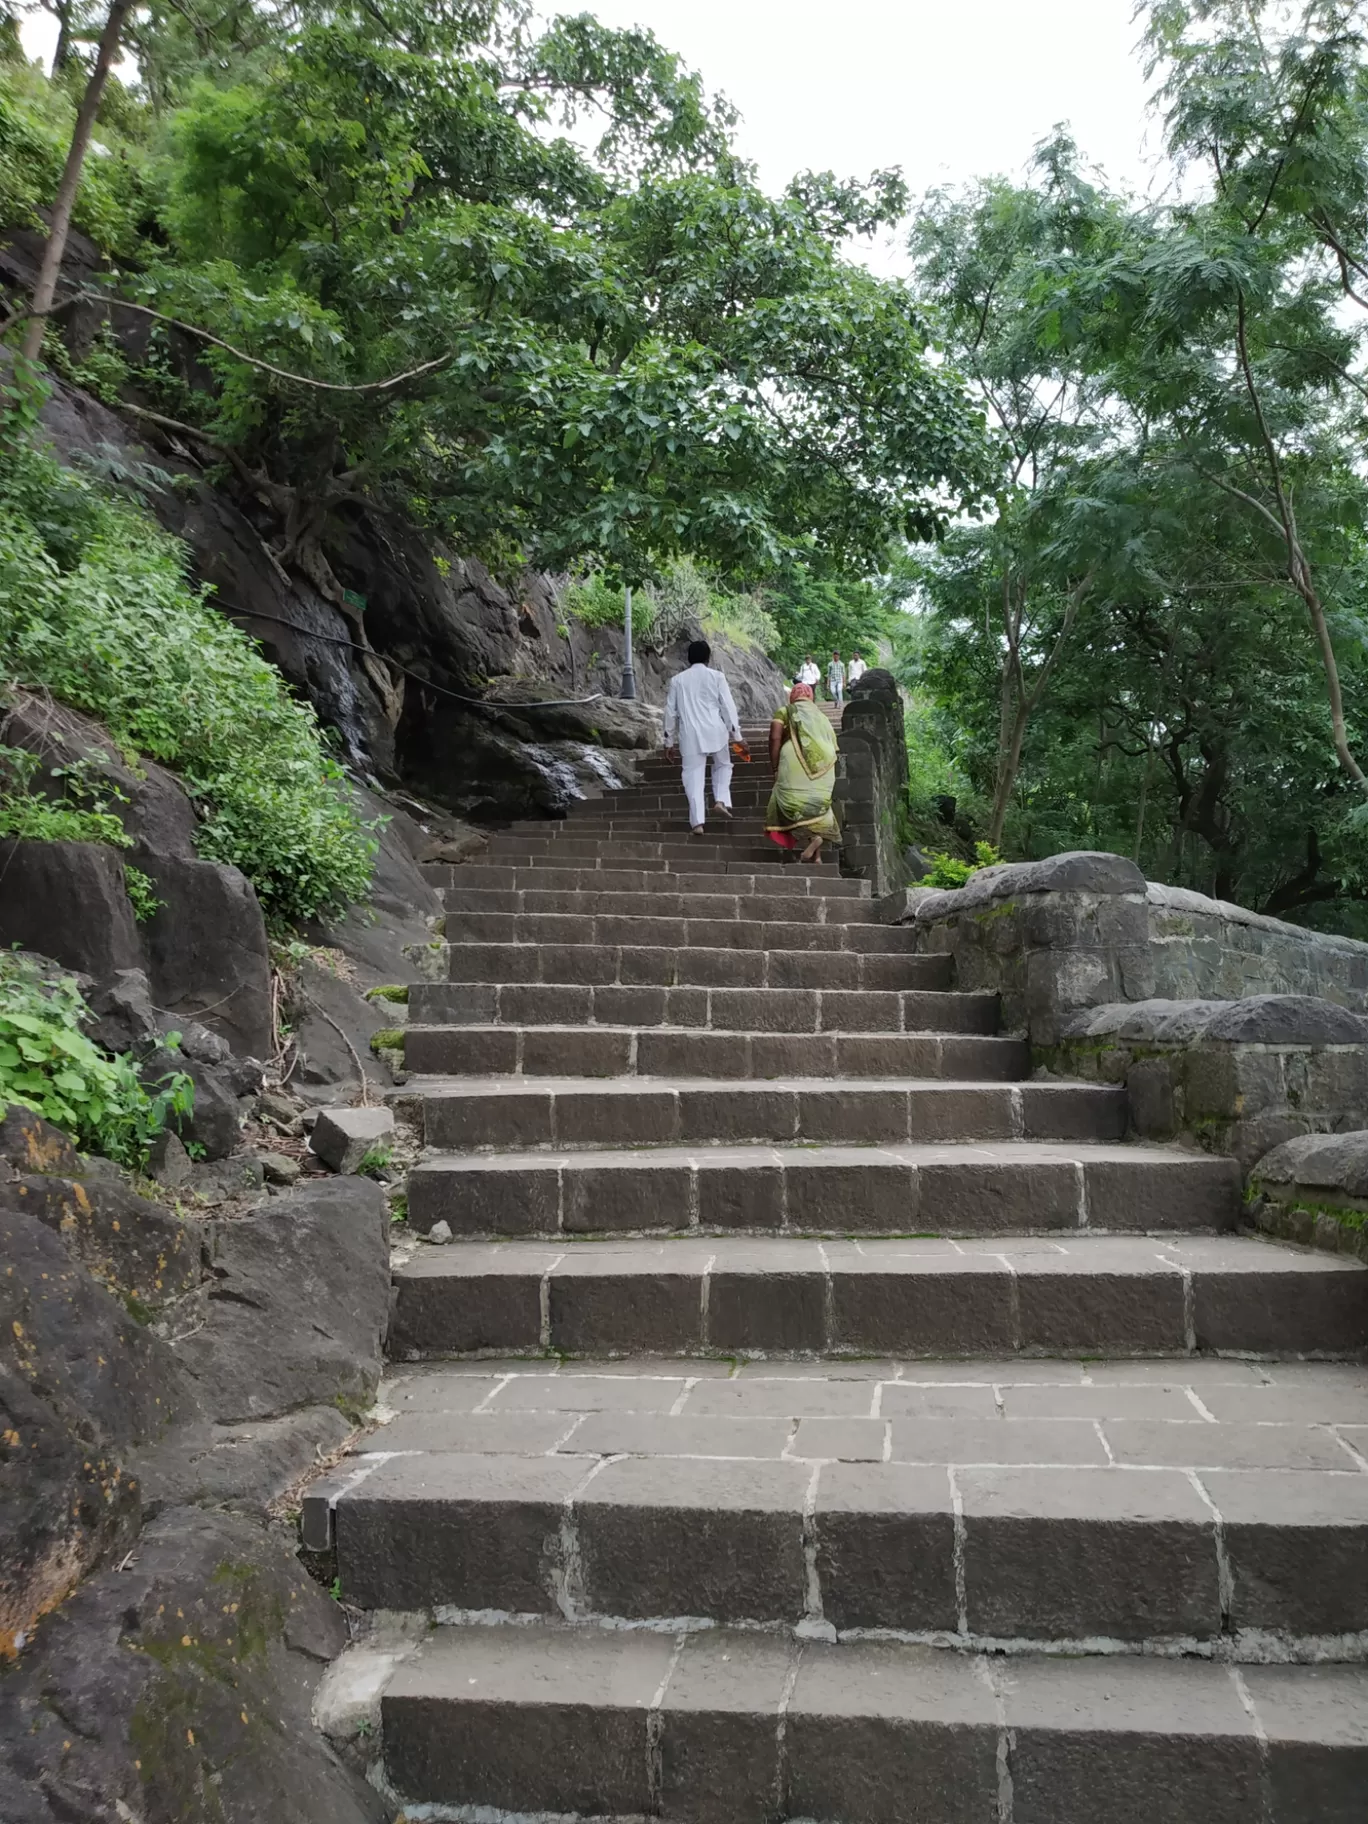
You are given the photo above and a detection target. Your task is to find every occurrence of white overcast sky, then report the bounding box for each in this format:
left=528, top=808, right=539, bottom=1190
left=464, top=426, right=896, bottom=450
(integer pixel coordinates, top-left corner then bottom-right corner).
left=24, top=0, right=1165, bottom=274
left=584, top=0, right=1166, bottom=273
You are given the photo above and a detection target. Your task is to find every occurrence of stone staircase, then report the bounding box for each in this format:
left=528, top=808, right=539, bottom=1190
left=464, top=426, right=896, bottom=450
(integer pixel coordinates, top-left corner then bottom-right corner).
left=312, top=725, right=1368, bottom=1821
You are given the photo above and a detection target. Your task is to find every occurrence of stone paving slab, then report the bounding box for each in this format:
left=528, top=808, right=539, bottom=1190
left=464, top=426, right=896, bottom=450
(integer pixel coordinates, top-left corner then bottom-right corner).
left=405, top=1140, right=1240, bottom=1237
left=377, top=1620, right=1368, bottom=1821
left=407, top=1076, right=1129, bottom=1150
left=387, top=1231, right=1368, bottom=1361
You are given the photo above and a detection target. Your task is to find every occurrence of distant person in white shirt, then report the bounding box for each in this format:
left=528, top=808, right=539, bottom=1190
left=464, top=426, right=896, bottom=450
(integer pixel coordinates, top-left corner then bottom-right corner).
left=848, top=652, right=867, bottom=687
left=664, top=639, right=743, bottom=835
left=798, top=655, right=820, bottom=691
left=827, top=651, right=846, bottom=705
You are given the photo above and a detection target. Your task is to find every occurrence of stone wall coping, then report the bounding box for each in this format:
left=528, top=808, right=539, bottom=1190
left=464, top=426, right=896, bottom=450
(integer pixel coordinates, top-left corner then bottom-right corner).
left=907, top=852, right=1147, bottom=924
left=1061, top=994, right=1368, bottom=1048
left=1147, top=880, right=1368, bottom=959
left=1251, top=1130, right=1368, bottom=1196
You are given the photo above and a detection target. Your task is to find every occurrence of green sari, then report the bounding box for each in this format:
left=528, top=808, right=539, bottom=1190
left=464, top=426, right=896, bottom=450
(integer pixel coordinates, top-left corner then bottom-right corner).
left=766, top=700, right=841, bottom=846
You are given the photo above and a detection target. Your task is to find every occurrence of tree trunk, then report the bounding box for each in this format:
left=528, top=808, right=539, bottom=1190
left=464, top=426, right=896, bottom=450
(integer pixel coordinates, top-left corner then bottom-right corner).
left=988, top=698, right=1030, bottom=849
left=21, top=0, right=132, bottom=366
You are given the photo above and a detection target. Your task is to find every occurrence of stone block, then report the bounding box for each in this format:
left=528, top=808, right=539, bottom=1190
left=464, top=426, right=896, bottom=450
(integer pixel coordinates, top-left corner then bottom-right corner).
left=425, top=1090, right=554, bottom=1149
left=679, top=1088, right=797, bottom=1144
left=408, top=1161, right=559, bottom=1237
left=390, top=1266, right=542, bottom=1357
left=563, top=1162, right=691, bottom=1234
left=384, top=1627, right=671, bottom=1815
left=707, top=1266, right=826, bottom=1353
left=659, top=1632, right=794, bottom=1824
left=695, top=1160, right=784, bottom=1230
left=310, top=1105, right=396, bottom=1174
left=1202, top=1471, right=1368, bottom=1634
left=336, top=1452, right=583, bottom=1610
left=829, top=1259, right=1015, bottom=1355
left=556, top=1089, right=678, bottom=1146
left=786, top=1160, right=917, bottom=1232
left=1191, top=1260, right=1368, bottom=1355
left=799, top=1088, right=911, bottom=1144
left=786, top=1641, right=1000, bottom=1824
left=958, top=1466, right=1219, bottom=1640
left=1246, top=1664, right=1368, bottom=1824
left=1002, top=1655, right=1262, bottom=1824
left=1015, top=1259, right=1187, bottom=1354
left=575, top=1457, right=808, bottom=1621
left=548, top=1263, right=702, bottom=1354
left=918, top=1160, right=1077, bottom=1234
left=814, top=1463, right=957, bottom=1630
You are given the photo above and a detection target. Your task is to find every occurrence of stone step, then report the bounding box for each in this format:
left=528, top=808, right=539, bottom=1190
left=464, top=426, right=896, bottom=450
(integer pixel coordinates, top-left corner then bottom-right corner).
left=405, top=1141, right=1241, bottom=1238
left=326, top=1354, right=1368, bottom=1638
left=374, top=1622, right=1367, bottom=1823
left=443, top=911, right=917, bottom=952
left=408, top=1076, right=1127, bottom=1151
left=442, top=887, right=880, bottom=924
left=445, top=942, right=950, bottom=992
left=482, top=847, right=807, bottom=873
left=411, top=982, right=1000, bottom=1036
left=403, top=1026, right=1028, bottom=1080
left=387, top=1233, right=1368, bottom=1362
left=562, top=789, right=777, bottom=808
left=429, top=863, right=869, bottom=899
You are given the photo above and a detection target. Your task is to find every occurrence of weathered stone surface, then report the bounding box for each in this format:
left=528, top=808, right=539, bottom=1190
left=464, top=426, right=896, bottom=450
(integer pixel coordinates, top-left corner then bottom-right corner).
left=835, top=669, right=912, bottom=896
left=126, top=1406, right=354, bottom=1517
left=0, top=1196, right=192, bottom=1658
left=0, top=1504, right=382, bottom=1824
left=129, top=851, right=273, bottom=1058
left=0, top=838, right=141, bottom=981
left=11, top=1169, right=199, bottom=1316
left=1253, top=1130, right=1368, bottom=1202
left=1065, top=994, right=1368, bottom=1048
left=311, top=1104, right=395, bottom=1174
left=172, top=1178, right=389, bottom=1422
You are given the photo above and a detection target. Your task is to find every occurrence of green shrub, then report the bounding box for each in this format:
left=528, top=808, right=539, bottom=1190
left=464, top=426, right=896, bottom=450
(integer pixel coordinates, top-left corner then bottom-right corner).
left=0, top=438, right=376, bottom=924
left=0, top=742, right=130, bottom=846
left=0, top=64, right=147, bottom=255
left=922, top=841, right=1001, bottom=888
left=0, top=952, right=193, bottom=1168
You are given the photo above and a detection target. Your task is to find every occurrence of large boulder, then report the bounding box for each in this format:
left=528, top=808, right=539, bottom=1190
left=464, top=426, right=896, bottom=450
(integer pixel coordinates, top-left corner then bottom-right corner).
left=0, top=1505, right=384, bottom=1824
left=0, top=839, right=142, bottom=980
left=171, top=1178, right=390, bottom=1423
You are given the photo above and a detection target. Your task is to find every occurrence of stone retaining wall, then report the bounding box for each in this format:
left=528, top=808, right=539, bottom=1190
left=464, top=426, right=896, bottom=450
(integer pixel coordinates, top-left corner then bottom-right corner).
left=883, top=852, right=1368, bottom=1167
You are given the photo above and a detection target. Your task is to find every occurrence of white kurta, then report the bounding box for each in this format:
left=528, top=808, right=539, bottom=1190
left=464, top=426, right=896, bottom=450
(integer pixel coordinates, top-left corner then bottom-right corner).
left=663, top=663, right=742, bottom=756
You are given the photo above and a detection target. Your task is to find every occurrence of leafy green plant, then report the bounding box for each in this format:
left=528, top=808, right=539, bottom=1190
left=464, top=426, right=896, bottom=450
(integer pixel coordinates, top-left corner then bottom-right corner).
left=922, top=842, right=1001, bottom=889
left=0, top=953, right=193, bottom=1168
left=0, top=440, right=377, bottom=924
left=124, top=866, right=164, bottom=922
left=0, top=743, right=130, bottom=847
left=357, top=1143, right=392, bottom=1176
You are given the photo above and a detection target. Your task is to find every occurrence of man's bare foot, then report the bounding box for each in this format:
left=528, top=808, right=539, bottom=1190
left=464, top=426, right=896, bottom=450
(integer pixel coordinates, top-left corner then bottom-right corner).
left=713, top=803, right=733, bottom=819
left=691, top=824, right=706, bottom=836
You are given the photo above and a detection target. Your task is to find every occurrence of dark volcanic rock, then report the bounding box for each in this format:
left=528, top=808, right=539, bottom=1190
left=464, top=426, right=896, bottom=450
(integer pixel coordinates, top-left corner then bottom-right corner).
left=173, top=1178, right=389, bottom=1423
left=0, top=838, right=142, bottom=980
left=0, top=1197, right=192, bottom=1658
left=0, top=1505, right=383, bottom=1824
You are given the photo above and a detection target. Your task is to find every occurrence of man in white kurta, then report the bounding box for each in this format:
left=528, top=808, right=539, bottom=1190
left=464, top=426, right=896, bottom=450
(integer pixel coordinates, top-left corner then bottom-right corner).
left=663, top=639, right=743, bottom=833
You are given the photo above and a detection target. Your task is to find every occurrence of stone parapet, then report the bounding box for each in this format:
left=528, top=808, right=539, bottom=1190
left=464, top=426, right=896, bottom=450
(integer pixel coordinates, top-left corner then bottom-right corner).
left=1046, top=996, right=1368, bottom=1169
left=885, top=850, right=1368, bottom=1045
left=835, top=669, right=910, bottom=897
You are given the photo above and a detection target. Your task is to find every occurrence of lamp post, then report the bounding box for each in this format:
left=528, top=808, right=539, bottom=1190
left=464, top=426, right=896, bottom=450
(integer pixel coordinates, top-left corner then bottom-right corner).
left=620, top=584, right=637, bottom=699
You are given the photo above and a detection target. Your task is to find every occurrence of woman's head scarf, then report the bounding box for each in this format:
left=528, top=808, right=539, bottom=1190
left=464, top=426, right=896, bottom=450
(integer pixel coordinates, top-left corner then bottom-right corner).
left=789, top=682, right=815, bottom=702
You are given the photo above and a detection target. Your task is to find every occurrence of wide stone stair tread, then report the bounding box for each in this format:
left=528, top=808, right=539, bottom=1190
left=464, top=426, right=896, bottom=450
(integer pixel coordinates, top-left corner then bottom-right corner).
left=386, top=1232, right=1368, bottom=1361
left=444, top=941, right=952, bottom=990
left=432, top=863, right=870, bottom=896
left=321, top=1357, right=1368, bottom=1649
left=404, top=1075, right=1129, bottom=1149
left=411, top=982, right=999, bottom=1033
left=405, top=1140, right=1241, bottom=1238
left=376, top=1620, right=1368, bottom=1822
left=441, top=887, right=883, bottom=924
left=404, top=1024, right=1028, bottom=1080
left=443, top=912, right=922, bottom=952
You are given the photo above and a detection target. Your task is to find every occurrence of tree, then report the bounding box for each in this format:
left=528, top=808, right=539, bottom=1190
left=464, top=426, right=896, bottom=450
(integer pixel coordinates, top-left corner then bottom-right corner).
left=16, top=4, right=990, bottom=613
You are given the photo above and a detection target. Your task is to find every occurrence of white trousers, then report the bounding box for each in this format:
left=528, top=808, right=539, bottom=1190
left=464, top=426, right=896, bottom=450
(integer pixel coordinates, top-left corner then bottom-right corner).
left=680, top=747, right=733, bottom=827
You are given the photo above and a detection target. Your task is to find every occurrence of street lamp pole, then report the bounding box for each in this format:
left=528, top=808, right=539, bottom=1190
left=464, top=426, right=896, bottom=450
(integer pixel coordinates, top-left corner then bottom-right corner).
left=620, top=584, right=637, bottom=699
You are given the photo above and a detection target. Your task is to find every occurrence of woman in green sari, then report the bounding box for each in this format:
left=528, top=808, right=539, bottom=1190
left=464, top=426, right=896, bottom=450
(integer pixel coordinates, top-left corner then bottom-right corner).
left=766, top=683, right=841, bottom=863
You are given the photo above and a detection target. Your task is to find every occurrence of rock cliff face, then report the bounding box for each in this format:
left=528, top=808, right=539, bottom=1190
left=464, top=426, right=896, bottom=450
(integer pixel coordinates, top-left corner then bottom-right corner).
left=17, top=247, right=784, bottom=824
